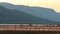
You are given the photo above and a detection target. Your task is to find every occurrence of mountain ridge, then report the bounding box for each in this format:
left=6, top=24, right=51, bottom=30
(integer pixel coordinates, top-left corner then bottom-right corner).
left=0, top=5, right=58, bottom=24
left=0, top=2, right=60, bottom=21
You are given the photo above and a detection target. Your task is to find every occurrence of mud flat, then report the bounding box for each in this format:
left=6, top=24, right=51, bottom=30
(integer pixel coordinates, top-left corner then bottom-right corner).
left=0, top=24, right=60, bottom=34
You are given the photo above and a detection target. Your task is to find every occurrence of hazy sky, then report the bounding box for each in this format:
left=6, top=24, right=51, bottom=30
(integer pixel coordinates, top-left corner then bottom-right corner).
left=0, top=0, right=60, bottom=12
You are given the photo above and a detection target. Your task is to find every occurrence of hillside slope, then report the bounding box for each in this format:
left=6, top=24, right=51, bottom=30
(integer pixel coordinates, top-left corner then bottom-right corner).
left=0, top=6, right=57, bottom=24
left=0, top=2, right=60, bottom=21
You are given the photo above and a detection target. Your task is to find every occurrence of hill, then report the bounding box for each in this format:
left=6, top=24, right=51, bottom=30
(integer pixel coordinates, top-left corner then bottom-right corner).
left=0, top=6, right=57, bottom=24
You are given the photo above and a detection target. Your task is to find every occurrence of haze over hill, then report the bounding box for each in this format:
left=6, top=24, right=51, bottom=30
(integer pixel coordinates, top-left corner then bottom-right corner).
left=0, top=0, right=60, bottom=12
left=0, top=2, right=60, bottom=21
left=0, top=5, right=58, bottom=24
left=0, top=2, right=60, bottom=24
